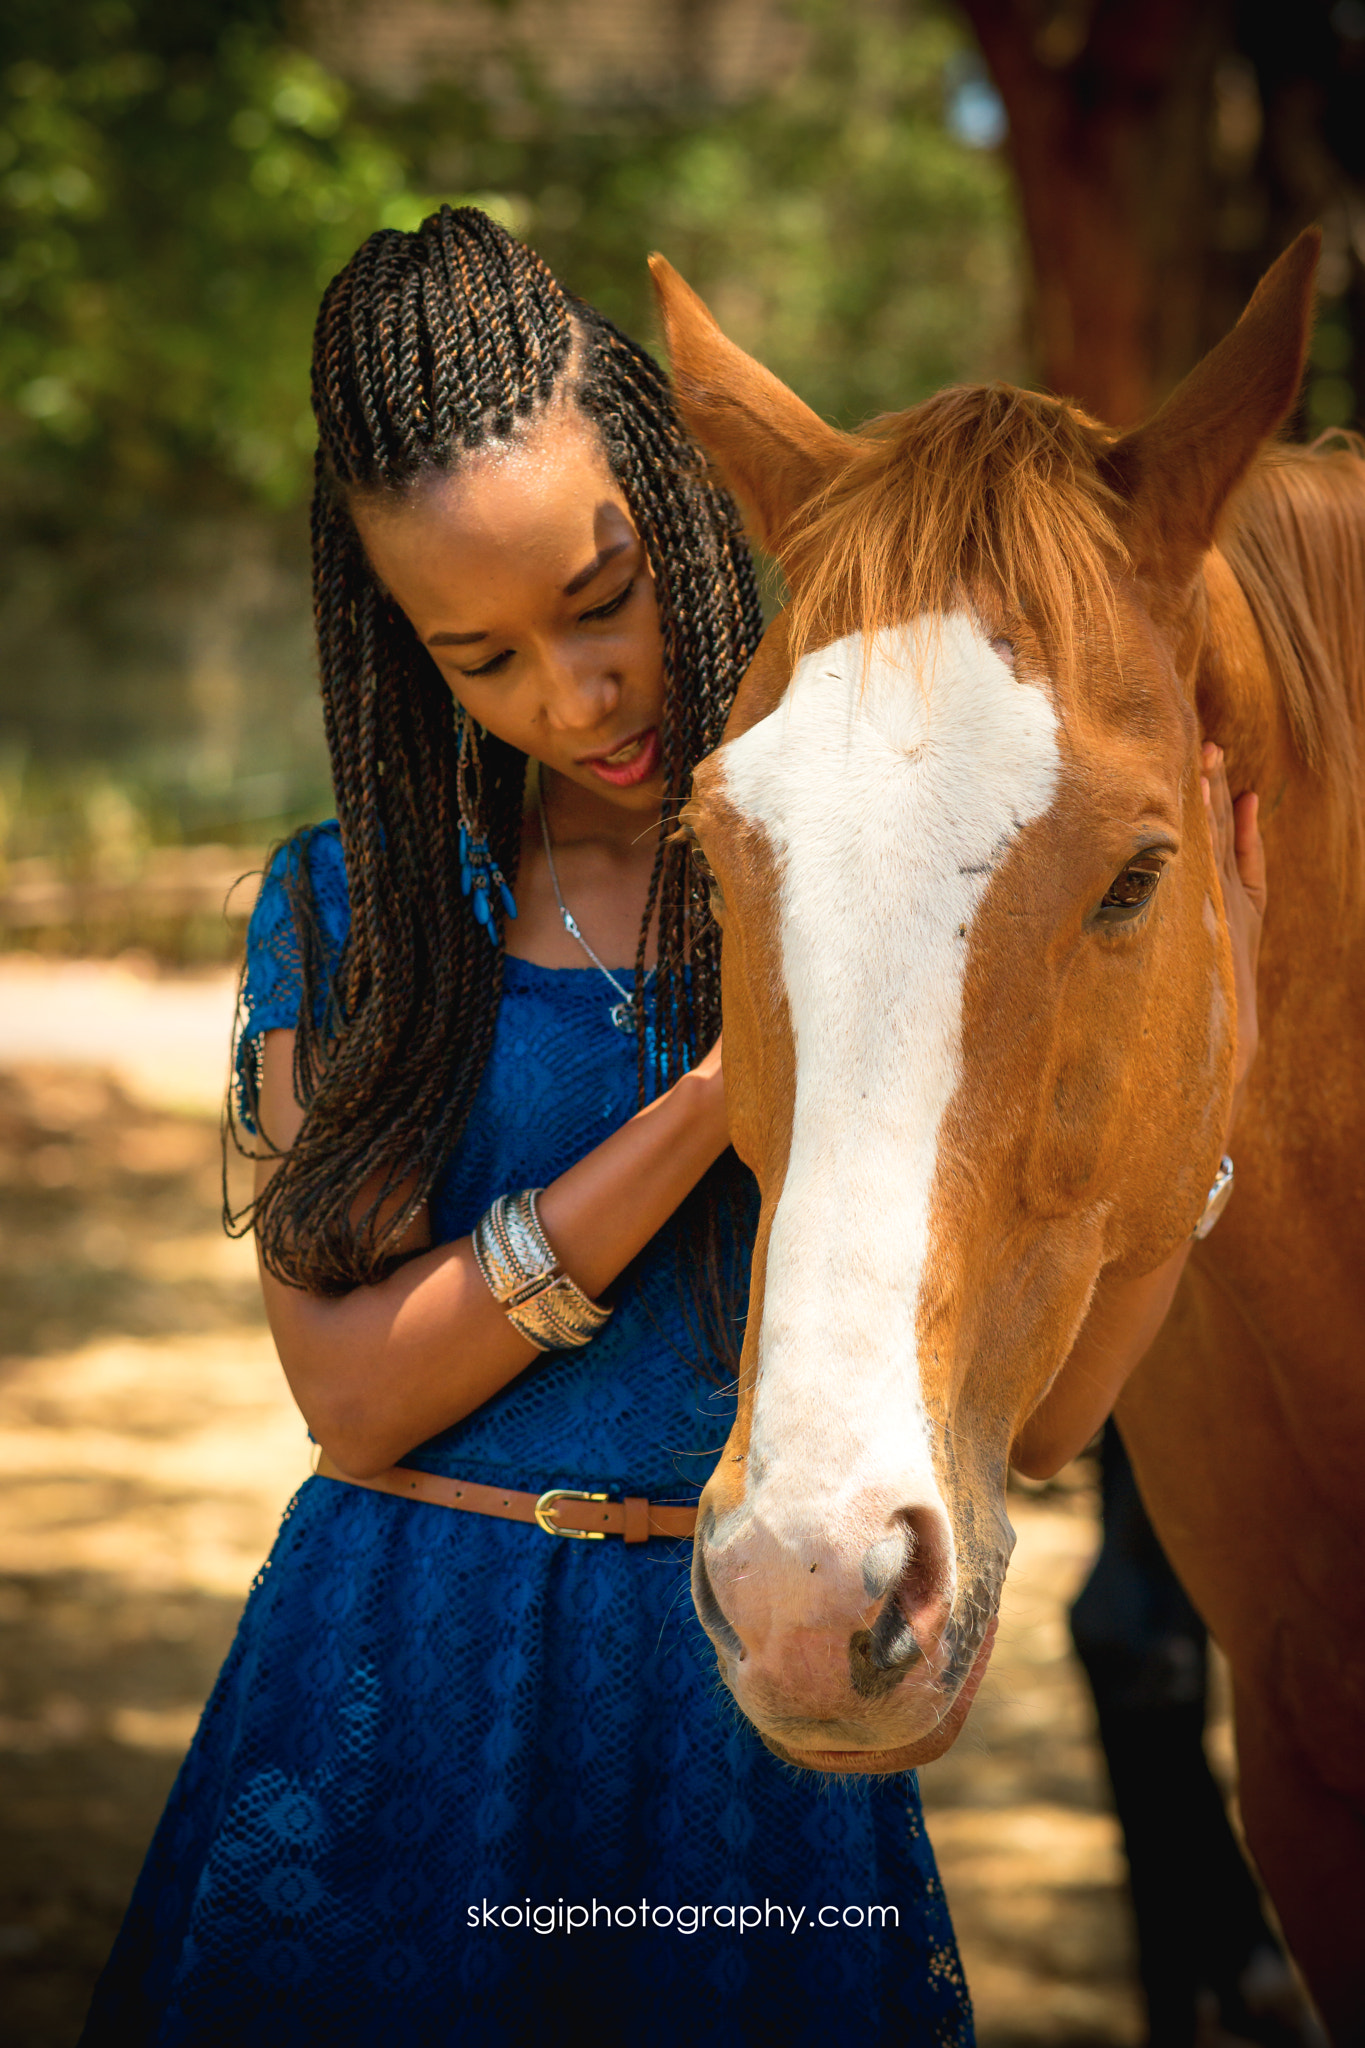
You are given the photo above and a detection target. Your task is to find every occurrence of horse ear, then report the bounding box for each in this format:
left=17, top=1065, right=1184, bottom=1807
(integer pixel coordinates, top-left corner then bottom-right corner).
left=648, top=253, right=851, bottom=552
left=1103, top=229, right=1320, bottom=597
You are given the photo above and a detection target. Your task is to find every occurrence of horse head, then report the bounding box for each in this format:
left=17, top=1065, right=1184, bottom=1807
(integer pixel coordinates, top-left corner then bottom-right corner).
left=653, top=233, right=1319, bottom=1773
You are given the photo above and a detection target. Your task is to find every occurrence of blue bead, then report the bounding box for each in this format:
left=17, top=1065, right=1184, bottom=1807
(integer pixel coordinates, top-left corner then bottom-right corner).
left=458, top=826, right=468, bottom=863
left=461, top=862, right=472, bottom=895
left=499, top=882, right=518, bottom=920
left=472, top=888, right=489, bottom=925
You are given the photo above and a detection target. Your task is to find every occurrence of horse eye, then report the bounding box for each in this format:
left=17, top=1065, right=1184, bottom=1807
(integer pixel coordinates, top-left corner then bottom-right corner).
left=1096, top=858, right=1164, bottom=923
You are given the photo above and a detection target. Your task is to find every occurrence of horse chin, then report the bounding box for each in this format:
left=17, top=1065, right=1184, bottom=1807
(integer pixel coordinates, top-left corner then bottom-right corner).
left=759, top=1616, right=998, bottom=1777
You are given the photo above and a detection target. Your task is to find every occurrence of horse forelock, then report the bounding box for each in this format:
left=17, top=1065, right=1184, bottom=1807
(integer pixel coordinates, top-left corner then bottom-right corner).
left=770, top=386, right=1365, bottom=906
left=779, top=383, right=1128, bottom=686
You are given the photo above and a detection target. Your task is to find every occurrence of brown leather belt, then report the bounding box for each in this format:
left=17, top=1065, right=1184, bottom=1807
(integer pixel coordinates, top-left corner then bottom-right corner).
left=314, top=1450, right=699, bottom=1544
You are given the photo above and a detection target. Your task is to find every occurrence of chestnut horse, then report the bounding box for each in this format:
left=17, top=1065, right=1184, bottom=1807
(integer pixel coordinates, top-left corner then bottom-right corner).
left=651, top=234, right=1365, bottom=2040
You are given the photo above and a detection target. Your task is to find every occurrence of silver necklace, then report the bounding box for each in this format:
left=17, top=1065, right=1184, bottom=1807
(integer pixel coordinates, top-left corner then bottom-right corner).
left=537, top=783, right=651, bottom=1034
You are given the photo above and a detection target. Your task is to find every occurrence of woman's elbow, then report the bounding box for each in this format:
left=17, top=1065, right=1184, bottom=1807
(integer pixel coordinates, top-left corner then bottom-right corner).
left=271, top=1336, right=396, bottom=1478
left=303, top=1396, right=400, bottom=1479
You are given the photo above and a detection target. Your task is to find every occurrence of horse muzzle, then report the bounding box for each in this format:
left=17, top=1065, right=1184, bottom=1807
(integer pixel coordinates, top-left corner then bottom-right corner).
left=692, top=1490, right=992, bottom=1765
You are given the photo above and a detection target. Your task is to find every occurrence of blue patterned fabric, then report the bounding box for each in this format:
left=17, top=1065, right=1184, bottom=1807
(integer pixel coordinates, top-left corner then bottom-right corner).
left=83, top=824, right=974, bottom=2046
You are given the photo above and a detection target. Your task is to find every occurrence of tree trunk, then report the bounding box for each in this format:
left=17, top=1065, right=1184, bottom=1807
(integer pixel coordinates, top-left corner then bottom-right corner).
left=960, top=0, right=1230, bottom=427
left=959, top=0, right=1365, bottom=438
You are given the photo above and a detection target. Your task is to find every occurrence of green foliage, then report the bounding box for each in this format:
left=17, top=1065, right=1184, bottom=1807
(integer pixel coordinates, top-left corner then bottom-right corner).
left=0, top=0, right=1020, bottom=917
left=1307, top=309, right=1356, bottom=433
left=479, top=3, right=1021, bottom=431
left=0, top=0, right=1019, bottom=513
left=0, top=0, right=434, bottom=507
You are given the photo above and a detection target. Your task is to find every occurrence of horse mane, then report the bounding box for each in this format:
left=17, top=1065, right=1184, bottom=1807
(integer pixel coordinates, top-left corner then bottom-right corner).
left=1219, top=434, right=1365, bottom=893
left=782, top=386, right=1365, bottom=893
left=780, top=383, right=1126, bottom=680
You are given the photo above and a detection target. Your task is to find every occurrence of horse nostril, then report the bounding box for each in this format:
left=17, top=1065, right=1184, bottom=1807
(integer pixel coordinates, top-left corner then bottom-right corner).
left=849, top=1509, right=953, bottom=1698
left=894, top=1508, right=953, bottom=1634
left=692, top=1533, right=744, bottom=1663
left=848, top=1621, right=920, bottom=1700
left=860, top=1531, right=908, bottom=1602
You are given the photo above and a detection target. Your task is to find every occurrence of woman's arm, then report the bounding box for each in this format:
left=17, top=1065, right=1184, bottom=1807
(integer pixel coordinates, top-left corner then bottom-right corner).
left=254, top=1037, right=728, bottom=1476
left=1010, top=746, right=1266, bottom=1479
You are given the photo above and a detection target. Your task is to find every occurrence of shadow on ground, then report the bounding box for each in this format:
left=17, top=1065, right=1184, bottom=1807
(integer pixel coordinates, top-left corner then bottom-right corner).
left=0, top=1057, right=1162, bottom=2046
left=0, top=1067, right=258, bottom=1362
left=0, top=1573, right=249, bottom=2047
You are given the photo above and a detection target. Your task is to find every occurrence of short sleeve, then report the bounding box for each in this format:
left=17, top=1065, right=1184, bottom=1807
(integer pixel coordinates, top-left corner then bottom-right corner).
left=233, top=822, right=350, bottom=1130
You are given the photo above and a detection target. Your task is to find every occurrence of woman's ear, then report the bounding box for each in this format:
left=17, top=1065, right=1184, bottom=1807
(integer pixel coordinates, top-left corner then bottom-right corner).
left=649, top=254, right=852, bottom=554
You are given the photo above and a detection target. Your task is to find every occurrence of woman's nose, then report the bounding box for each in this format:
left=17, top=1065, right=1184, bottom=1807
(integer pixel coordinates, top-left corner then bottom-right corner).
left=537, top=642, right=619, bottom=732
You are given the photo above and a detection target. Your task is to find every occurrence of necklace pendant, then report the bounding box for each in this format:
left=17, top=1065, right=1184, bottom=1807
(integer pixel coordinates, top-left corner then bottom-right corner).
left=538, top=783, right=641, bottom=1034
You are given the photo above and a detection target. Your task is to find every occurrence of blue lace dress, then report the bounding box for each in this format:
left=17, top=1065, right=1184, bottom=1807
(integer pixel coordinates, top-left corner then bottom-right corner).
left=82, top=824, right=973, bottom=2047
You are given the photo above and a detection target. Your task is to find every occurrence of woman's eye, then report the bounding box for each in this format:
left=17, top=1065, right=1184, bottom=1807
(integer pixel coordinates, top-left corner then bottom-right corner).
left=580, top=579, right=635, bottom=623
left=1095, top=858, right=1164, bottom=923
left=455, top=580, right=636, bottom=678
left=460, top=648, right=513, bottom=679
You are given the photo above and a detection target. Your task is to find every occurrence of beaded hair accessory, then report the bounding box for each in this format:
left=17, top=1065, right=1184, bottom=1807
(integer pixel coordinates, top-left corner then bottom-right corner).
left=456, top=711, right=518, bottom=944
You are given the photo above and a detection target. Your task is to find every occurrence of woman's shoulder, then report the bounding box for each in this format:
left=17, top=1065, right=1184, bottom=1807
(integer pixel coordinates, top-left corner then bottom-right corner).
left=252, top=820, right=349, bottom=945
left=241, top=821, right=350, bottom=1038
left=259, top=817, right=347, bottom=893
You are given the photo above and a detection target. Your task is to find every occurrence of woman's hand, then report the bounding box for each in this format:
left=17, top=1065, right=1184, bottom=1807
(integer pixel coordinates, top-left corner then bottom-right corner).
left=255, top=1022, right=733, bottom=1475
left=1202, top=741, right=1266, bottom=1129
left=1011, top=746, right=1267, bottom=1480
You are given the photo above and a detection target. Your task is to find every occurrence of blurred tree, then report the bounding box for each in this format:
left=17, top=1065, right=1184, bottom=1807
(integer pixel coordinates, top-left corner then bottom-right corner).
left=960, top=0, right=1365, bottom=429
left=0, top=0, right=1022, bottom=895
left=0, top=0, right=1020, bottom=518
left=339, top=0, right=1020, bottom=434
left=0, top=0, right=434, bottom=513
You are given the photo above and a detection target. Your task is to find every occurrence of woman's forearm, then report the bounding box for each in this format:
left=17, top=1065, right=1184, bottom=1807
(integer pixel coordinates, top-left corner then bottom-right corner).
left=258, top=1033, right=728, bottom=1474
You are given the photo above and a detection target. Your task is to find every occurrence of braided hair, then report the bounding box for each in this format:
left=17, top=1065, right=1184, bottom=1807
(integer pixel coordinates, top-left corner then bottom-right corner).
left=232, top=206, right=762, bottom=1374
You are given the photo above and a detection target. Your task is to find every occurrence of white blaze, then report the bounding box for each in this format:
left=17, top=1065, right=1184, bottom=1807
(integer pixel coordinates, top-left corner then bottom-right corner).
left=719, top=614, right=1061, bottom=1558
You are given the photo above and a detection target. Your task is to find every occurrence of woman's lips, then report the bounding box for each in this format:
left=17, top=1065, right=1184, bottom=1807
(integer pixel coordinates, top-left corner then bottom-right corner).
left=579, top=727, right=661, bottom=788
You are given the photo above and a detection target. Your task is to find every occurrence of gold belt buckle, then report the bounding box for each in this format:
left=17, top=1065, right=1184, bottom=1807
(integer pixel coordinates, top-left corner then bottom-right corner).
left=534, top=1487, right=609, bottom=1539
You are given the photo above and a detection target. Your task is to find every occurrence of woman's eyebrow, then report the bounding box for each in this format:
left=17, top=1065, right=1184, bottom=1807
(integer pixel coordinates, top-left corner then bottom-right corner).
left=562, top=538, right=630, bottom=595
left=426, top=540, right=635, bottom=646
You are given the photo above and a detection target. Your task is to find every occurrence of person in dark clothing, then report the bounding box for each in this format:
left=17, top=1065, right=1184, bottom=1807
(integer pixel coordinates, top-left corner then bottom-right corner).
left=1071, top=1424, right=1323, bottom=2048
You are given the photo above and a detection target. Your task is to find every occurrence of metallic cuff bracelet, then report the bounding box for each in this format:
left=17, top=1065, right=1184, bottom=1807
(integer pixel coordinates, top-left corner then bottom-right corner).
left=1191, top=1156, right=1235, bottom=1240
left=472, top=1188, right=612, bottom=1350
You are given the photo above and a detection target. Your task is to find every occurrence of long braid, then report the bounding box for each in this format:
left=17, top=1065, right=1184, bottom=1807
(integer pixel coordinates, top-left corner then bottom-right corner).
left=570, top=312, right=762, bottom=1366
left=230, top=208, right=762, bottom=1371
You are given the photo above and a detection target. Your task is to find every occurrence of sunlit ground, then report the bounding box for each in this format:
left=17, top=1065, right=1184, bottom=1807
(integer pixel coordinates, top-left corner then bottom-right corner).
left=0, top=954, right=1243, bottom=2046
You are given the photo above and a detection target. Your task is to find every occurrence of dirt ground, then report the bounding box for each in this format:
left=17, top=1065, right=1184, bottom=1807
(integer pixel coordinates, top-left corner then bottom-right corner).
left=0, top=964, right=1246, bottom=2046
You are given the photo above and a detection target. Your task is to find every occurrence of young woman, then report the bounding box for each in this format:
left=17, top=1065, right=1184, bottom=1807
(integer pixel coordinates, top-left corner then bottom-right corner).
left=81, top=206, right=1264, bottom=2045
